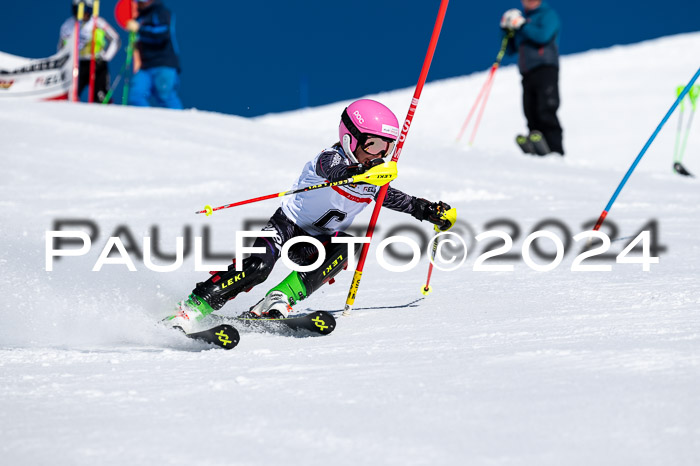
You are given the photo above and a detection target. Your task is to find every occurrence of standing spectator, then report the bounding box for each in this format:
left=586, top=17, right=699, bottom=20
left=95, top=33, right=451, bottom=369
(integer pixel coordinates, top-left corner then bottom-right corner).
left=126, top=0, right=182, bottom=109
left=58, top=0, right=121, bottom=103
left=501, top=0, right=564, bottom=156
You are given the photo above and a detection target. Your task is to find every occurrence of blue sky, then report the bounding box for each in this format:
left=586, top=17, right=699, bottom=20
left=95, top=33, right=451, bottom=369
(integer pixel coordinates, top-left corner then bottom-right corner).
left=0, top=1, right=697, bottom=116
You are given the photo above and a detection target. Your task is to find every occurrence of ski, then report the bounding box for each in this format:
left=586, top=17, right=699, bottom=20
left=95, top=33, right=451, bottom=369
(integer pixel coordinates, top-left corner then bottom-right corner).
left=234, top=310, right=336, bottom=336
left=177, top=324, right=240, bottom=350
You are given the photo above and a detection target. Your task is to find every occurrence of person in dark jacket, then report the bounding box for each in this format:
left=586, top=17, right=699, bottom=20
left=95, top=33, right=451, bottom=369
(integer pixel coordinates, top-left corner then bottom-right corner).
left=501, top=0, right=564, bottom=155
left=126, top=0, right=182, bottom=109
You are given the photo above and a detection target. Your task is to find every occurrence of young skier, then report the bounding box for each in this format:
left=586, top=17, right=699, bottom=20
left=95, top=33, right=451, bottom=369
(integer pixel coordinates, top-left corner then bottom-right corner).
left=166, top=99, right=456, bottom=331
left=58, top=0, right=121, bottom=103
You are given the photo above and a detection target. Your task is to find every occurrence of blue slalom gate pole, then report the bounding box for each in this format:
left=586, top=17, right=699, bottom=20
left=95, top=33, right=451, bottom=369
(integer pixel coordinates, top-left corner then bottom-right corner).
left=591, top=66, right=700, bottom=231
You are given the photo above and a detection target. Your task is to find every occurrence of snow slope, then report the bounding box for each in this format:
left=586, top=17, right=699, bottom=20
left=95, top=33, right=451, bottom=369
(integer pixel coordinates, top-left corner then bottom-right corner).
left=1, top=33, right=699, bottom=465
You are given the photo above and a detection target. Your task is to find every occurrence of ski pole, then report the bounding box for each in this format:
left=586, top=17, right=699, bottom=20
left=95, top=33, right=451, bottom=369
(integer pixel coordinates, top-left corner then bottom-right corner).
left=468, top=68, right=498, bottom=146
left=87, top=0, right=100, bottom=103
left=467, top=32, right=512, bottom=146
left=421, top=226, right=441, bottom=295
left=591, top=67, right=700, bottom=233
left=455, top=71, right=493, bottom=142
left=101, top=36, right=144, bottom=104
left=672, top=85, right=686, bottom=165
left=70, top=2, right=85, bottom=102
left=101, top=64, right=125, bottom=104
left=455, top=31, right=512, bottom=143
left=343, top=0, right=450, bottom=317
left=122, top=32, right=136, bottom=105
left=195, top=165, right=398, bottom=216
left=676, top=85, right=700, bottom=165
left=113, top=0, right=136, bottom=105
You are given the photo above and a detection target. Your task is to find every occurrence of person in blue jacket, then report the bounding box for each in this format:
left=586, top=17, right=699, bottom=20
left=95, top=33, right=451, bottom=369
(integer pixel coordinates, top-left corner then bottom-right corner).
left=501, top=0, right=564, bottom=155
left=126, top=0, right=182, bottom=109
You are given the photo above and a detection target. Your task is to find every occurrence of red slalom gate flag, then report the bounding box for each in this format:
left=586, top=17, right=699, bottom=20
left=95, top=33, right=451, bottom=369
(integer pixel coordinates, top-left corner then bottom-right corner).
left=114, top=0, right=135, bottom=30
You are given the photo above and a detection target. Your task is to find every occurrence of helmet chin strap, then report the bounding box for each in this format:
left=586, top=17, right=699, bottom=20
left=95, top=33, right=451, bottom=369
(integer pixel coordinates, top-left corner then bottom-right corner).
left=342, top=134, right=359, bottom=164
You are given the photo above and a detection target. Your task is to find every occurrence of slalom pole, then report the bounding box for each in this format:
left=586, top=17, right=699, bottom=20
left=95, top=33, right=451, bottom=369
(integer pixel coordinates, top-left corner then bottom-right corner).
left=195, top=166, right=398, bottom=216
left=70, top=2, right=85, bottom=102
left=591, top=67, right=700, bottom=233
left=343, top=0, right=450, bottom=316
left=455, top=32, right=512, bottom=143
left=87, top=0, right=101, bottom=103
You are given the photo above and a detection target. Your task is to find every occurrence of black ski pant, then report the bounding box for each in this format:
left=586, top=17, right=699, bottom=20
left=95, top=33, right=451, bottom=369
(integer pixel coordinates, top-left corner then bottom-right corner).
left=522, top=65, right=564, bottom=154
left=193, top=208, right=358, bottom=310
left=78, top=60, right=111, bottom=103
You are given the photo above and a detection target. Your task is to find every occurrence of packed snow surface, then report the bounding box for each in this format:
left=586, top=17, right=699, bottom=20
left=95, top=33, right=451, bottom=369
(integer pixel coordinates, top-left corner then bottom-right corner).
left=1, top=33, right=699, bottom=465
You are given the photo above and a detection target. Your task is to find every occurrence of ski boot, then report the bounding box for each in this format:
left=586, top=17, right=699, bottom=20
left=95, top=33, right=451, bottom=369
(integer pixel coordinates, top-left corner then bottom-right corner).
left=673, top=162, right=694, bottom=177
left=164, top=293, right=216, bottom=334
left=242, top=239, right=352, bottom=320
left=528, top=131, right=551, bottom=156
left=243, top=269, right=308, bottom=319
left=248, top=291, right=295, bottom=319
left=517, top=131, right=551, bottom=156
left=243, top=237, right=358, bottom=320
left=516, top=134, right=535, bottom=154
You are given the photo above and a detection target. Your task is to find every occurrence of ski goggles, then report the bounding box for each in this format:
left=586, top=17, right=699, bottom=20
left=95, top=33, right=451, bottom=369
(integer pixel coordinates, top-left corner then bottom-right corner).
left=360, top=135, right=395, bottom=158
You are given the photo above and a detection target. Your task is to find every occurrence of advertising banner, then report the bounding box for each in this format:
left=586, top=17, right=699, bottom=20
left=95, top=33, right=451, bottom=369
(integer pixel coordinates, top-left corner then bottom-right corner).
left=0, top=43, right=74, bottom=101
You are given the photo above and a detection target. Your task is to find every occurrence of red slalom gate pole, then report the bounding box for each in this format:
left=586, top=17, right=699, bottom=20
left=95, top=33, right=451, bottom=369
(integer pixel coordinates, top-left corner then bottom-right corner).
left=88, top=0, right=100, bottom=103
left=71, top=2, right=85, bottom=102
left=343, top=0, right=450, bottom=316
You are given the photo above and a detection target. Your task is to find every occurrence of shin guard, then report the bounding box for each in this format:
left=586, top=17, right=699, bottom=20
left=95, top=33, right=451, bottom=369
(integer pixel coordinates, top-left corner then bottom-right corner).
left=192, top=256, right=271, bottom=310
left=268, top=241, right=355, bottom=305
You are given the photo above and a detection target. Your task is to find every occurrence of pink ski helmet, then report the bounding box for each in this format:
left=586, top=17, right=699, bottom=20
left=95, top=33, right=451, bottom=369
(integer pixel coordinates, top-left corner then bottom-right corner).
left=339, top=99, right=400, bottom=163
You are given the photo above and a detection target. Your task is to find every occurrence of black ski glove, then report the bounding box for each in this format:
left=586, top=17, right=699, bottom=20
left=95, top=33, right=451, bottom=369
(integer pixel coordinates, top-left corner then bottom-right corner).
left=411, top=198, right=455, bottom=231
left=347, top=158, right=385, bottom=176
